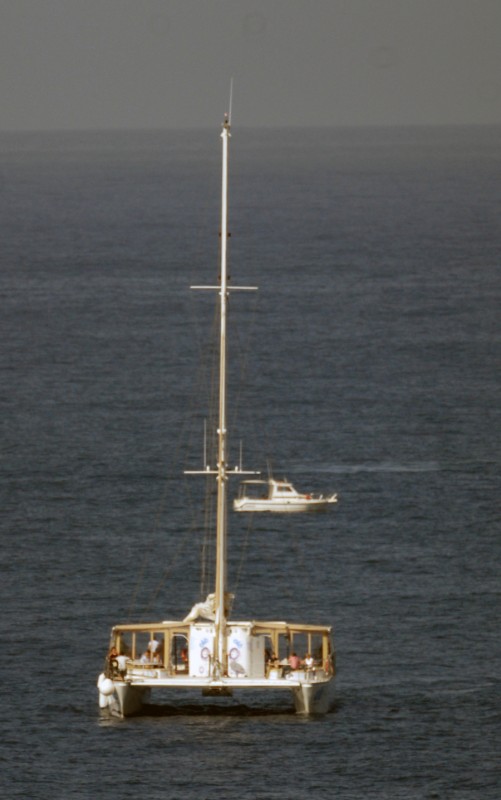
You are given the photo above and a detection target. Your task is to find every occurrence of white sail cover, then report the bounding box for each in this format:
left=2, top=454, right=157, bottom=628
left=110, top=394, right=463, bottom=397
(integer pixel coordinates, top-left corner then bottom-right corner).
left=184, top=593, right=217, bottom=622
left=183, top=592, right=234, bottom=622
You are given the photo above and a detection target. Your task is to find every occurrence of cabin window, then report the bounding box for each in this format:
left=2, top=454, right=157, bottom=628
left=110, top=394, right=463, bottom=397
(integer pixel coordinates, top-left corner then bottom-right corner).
left=263, top=635, right=275, bottom=664
left=289, top=632, right=323, bottom=666
left=277, top=634, right=290, bottom=663
left=128, top=632, right=164, bottom=665
left=115, top=631, right=133, bottom=658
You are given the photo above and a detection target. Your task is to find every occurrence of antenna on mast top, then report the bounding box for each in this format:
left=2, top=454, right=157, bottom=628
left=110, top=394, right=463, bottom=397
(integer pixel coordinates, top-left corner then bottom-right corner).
left=228, top=77, right=234, bottom=125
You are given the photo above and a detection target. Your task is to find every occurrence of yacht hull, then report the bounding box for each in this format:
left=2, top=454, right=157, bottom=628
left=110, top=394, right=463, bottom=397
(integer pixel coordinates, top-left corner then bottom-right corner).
left=233, top=479, right=338, bottom=513
left=233, top=499, right=332, bottom=512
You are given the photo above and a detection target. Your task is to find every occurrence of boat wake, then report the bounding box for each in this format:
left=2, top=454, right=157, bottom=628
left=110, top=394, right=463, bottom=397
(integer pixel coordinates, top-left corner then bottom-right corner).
left=306, top=461, right=440, bottom=474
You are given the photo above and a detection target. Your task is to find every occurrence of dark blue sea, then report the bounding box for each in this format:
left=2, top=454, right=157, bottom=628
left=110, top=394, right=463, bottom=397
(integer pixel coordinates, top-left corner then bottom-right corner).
left=1, top=125, right=500, bottom=798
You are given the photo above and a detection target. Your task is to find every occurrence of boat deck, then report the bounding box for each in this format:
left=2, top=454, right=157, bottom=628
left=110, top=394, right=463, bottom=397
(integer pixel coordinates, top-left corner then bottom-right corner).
left=118, top=668, right=330, bottom=690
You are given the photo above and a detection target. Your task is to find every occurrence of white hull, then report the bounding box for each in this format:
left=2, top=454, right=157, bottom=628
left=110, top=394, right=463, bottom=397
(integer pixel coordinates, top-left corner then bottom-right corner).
left=99, top=618, right=335, bottom=717
left=293, top=678, right=333, bottom=715
left=233, top=498, right=334, bottom=513
left=98, top=673, right=150, bottom=716
left=100, top=674, right=333, bottom=717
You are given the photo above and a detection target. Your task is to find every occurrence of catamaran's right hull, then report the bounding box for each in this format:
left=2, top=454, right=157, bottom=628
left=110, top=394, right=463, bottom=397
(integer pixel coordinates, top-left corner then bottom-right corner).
left=293, top=679, right=333, bottom=714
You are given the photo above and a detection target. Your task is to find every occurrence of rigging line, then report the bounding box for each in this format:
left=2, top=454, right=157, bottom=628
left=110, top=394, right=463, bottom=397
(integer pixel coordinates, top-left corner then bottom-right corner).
left=176, top=297, right=219, bottom=602
left=127, top=393, right=205, bottom=618
left=142, top=449, right=214, bottom=615
left=143, top=476, right=214, bottom=614
left=142, top=451, right=216, bottom=614
left=127, top=450, right=191, bottom=618
left=141, top=512, right=200, bottom=617
left=127, top=300, right=220, bottom=618
left=145, top=463, right=219, bottom=614
left=190, top=289, right=218, bottom=378
left=141, top=304, right=221, bottom=615
left=196, top=309, right=218, bottom=495
left=228, top=77, right=234, bottom=126
left=135, top=246, right=239, bottom=616
left=232, top=510, right=255, bottom=598
left=182, top=298, right=219, bottom=453
left=200, top=473, right=216, bottom=596
left=200, top=308, right=220, bottom=596
left=228, top=292, right=260, bottom=455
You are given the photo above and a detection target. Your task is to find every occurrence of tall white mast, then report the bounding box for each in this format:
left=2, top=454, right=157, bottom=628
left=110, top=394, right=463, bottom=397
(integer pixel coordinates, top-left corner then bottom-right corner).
left=186, top=113, right=257, bottom=678
left=214, top=112, right=231, bottom=673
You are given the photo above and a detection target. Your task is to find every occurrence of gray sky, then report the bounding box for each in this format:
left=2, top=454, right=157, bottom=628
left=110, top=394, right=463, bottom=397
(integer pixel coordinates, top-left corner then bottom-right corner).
left=1, top=0, right=500, bottom=131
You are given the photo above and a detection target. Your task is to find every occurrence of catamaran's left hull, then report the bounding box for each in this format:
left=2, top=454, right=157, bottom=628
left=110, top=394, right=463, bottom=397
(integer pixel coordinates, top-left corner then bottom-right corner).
left=98, top=674, right=150, bottom=716
left=114, top=683, right=150, bottom=716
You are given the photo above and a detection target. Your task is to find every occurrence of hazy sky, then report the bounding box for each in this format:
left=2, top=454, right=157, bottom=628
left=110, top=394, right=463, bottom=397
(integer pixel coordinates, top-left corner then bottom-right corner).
left=1, top=0, right=500, bottom=131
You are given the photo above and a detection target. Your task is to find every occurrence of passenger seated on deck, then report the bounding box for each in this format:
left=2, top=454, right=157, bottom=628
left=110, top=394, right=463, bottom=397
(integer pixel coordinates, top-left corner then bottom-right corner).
left=267, top=652, right=279, bottom=667
left=180, top=647, right=189, bottom=670
left=266, top=653, right=280, bottom=676
left=148, top=636, right=160, bottom=658
left=117, top=632, right=131, bottom=657
left=304, top=653, right=315, bottom=672
left=107, top=645, right=119, bottom=676
left=140, top=649, right=152, bottom=664
left=116, top=654, right=128, bottom=678
left=288, top=652, right=301, bottom=670
left=108, top=645, right=119, bottom=661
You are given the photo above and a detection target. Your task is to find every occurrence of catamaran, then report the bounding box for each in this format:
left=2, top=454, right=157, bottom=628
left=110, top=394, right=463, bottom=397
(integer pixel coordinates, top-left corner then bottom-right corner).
left=97, top=114, right=335, bottom=716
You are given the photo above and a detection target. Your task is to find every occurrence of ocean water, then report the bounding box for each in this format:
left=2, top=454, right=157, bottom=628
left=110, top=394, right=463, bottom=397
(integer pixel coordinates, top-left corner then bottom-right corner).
left=0, top=125, right=499, bottom=798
